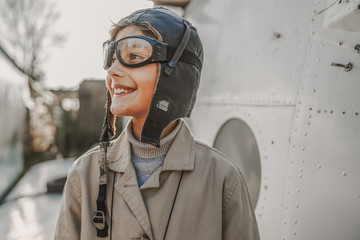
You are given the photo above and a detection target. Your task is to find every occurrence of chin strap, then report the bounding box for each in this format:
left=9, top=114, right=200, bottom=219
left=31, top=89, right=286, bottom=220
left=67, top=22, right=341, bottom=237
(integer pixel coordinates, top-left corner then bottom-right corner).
left=93, top=90, right=115, bottom=238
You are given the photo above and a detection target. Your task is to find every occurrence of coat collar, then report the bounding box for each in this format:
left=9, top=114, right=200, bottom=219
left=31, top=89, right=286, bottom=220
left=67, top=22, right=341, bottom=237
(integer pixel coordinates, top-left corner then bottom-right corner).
left=106, top=119, right=195, bottom=173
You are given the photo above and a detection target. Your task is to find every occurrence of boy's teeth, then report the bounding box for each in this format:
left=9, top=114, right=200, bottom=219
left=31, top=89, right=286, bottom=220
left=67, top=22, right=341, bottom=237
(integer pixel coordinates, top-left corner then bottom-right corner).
left=114, top=88, right=131, bottom=94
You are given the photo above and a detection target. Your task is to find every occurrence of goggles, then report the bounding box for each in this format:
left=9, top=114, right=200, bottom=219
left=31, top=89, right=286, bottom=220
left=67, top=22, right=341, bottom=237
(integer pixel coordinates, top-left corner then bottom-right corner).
left=102, top=34, right=202, bottom=71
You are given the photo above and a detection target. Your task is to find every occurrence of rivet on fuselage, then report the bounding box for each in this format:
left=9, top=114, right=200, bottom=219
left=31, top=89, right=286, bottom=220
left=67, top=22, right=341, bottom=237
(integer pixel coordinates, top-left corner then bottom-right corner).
left=354, top=44, right=360, bottom=52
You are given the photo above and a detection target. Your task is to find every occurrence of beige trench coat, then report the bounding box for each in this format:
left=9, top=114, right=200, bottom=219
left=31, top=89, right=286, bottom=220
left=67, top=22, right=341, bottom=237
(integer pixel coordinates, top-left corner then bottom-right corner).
left=55, top=120, right=259, bottom=240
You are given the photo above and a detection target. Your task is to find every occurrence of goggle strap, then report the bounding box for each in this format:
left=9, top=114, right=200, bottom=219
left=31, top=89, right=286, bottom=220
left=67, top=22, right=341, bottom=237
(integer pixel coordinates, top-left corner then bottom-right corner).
left=165, top=20, right=191, bottom=76
left=178, top=49, right=202, bottom=72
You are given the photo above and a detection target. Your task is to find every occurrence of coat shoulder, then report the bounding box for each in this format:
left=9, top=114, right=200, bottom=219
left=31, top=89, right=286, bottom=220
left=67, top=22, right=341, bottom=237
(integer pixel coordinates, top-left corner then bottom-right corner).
left=193, top=139, right=240, bottom=176
left=75, top=144, right=99, bottom=162
left=68, top=145, right=101, bottom=177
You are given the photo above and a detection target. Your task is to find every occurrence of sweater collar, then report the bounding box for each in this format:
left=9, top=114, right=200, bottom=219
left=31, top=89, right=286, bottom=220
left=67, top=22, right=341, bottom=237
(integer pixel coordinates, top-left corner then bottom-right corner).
left=106, top=119, right=195, bottom=173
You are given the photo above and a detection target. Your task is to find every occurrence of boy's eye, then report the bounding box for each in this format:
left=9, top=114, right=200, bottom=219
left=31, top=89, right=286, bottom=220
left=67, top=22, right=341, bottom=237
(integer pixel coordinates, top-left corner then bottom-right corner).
left=129, top=53, right=144, bottom=61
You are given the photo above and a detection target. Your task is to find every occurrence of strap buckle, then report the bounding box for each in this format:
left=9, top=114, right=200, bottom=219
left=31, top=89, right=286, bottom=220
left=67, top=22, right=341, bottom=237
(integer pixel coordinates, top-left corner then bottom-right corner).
left=93, top=210, right=106, bottom=230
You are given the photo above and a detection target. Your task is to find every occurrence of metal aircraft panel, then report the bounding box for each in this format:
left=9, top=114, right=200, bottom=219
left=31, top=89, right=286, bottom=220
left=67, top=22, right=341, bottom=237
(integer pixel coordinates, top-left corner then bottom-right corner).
left=184, top=0, right=360, bottom=239
left=186, top=0, right=312, bottom=105
left=282, top=0, right=360, bottom=239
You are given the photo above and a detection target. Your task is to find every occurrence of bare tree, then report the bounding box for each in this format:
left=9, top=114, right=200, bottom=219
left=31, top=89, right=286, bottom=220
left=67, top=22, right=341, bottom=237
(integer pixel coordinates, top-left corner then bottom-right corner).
left=0, top=0, right=65, bottom=94
left=0, top=0, right=66, bottom=164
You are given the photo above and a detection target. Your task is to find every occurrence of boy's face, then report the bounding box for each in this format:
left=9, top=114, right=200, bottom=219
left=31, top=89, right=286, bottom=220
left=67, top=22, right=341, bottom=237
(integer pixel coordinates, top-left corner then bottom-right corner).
left=106, top=26, right=158, bottom=122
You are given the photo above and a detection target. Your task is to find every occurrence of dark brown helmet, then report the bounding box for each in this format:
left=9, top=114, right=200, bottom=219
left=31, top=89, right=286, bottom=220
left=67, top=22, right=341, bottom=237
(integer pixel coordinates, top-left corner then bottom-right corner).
left=103, top=7, right=204, bottom=146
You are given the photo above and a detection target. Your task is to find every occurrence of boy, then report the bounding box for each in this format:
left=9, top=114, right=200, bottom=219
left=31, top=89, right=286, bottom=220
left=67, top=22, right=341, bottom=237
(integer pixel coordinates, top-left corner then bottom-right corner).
left=55, top=7, right=259, bottom=240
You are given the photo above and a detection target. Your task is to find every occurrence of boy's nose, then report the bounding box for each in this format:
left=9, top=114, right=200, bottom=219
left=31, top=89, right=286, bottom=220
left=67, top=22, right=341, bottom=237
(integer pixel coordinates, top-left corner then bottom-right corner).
left=107, top=57, right=128, bottom=78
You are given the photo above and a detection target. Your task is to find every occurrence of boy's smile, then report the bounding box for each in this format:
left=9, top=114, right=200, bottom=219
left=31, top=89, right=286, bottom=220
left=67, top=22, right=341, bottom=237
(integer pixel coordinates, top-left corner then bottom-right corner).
left=112, top=83, right=136, bottom=96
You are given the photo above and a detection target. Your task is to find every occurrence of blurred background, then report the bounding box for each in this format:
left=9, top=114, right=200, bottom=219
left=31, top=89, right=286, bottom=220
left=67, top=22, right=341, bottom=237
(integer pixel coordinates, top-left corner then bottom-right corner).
left=0, top=0, right=154, bottom=168
left=0, top=0, right=153, bottom=239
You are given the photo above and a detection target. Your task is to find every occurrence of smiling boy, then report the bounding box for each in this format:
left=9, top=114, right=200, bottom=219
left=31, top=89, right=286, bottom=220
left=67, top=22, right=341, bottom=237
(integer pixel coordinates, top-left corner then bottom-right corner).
left=55, top=7, right=259, bottom=240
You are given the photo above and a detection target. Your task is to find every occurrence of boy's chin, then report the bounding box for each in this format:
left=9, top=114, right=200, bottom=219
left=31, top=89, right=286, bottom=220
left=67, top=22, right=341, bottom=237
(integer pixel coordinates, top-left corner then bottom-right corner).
left=110, top=105, right=123, bottom=117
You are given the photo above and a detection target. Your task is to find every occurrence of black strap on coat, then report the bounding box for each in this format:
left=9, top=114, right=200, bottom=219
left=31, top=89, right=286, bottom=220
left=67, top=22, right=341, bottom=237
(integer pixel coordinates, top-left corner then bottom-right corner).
left=93, top=184, right=109, bottom=237
left=93, top=90, right=115, bottom=238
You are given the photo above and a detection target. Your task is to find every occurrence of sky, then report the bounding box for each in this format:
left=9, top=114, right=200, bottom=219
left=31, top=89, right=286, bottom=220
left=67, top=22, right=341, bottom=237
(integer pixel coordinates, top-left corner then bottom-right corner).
left=42, top=0, right=154, bottom=89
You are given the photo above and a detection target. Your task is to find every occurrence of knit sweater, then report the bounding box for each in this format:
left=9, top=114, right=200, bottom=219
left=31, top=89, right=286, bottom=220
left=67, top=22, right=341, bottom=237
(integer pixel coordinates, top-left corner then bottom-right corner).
left=126, top=120, right=182, bottom=186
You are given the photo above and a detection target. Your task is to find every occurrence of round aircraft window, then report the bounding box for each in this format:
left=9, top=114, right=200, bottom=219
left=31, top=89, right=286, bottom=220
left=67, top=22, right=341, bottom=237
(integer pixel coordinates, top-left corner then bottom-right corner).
left=213, top=118, right=261, bottom=209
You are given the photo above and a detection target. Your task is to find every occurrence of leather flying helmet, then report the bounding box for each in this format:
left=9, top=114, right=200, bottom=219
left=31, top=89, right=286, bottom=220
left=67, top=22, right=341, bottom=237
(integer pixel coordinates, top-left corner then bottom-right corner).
left=103, top=7, right=204, bottom=147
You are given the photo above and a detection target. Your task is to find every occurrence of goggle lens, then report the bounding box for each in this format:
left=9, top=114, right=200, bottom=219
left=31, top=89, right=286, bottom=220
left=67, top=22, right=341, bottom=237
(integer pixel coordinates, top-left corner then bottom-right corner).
left=118, top=38, right=152, bottom=65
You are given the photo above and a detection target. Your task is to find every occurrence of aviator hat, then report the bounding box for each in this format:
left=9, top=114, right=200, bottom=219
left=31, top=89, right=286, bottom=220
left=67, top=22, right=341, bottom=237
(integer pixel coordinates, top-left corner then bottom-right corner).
left=105, top=7, right=204, bottom=146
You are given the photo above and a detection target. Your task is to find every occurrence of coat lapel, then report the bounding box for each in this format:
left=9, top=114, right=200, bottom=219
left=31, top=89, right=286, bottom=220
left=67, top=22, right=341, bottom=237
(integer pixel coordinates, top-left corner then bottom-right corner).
left=107, top=122, right=154, bottom=239
left=115, top=163, right=154, bottom=240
